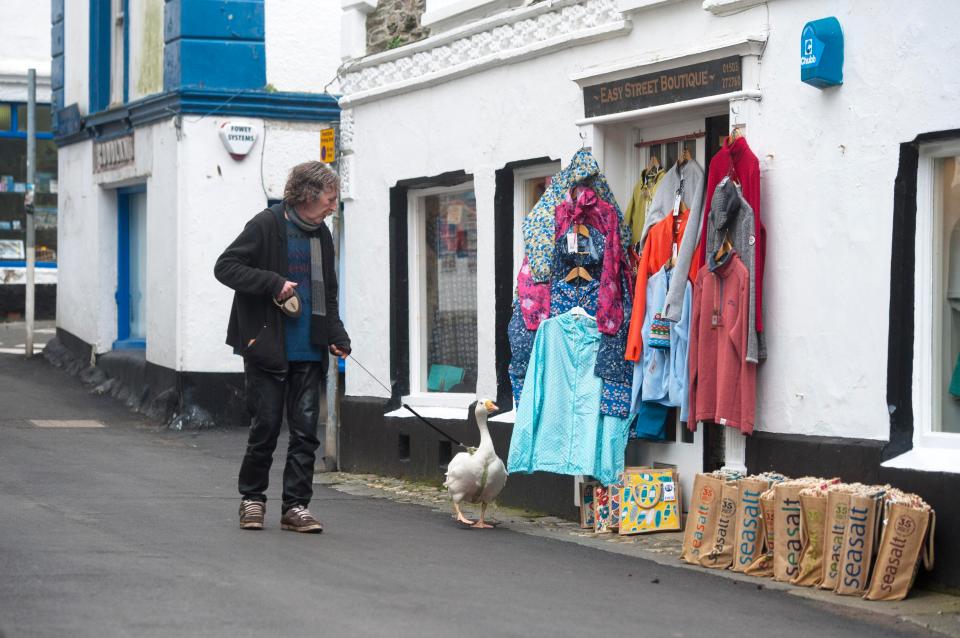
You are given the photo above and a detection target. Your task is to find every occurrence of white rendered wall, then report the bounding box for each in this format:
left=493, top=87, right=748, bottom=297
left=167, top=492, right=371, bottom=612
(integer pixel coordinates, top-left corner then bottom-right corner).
left=56, top=141, right=118, bottom=353
left=62, top=0, right=89, bottom=113
left=341, top=0, right=960, bottom=443
left=0, top=0, right=52, bottom=101
left=266, top=0, right=342, bottom=93
left=747, top=0, right=960, bottom=440
left=127, top=0, right=165, bottom=101
left=179, top=117, right=332, bottom=373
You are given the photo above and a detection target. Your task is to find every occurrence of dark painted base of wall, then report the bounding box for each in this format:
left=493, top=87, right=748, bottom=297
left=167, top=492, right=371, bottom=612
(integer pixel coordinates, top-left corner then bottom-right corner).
left=0, top=284, right=56, bottom=320
left=746, top=431, right=959, bottom=591
left=341, top=397, right=960, bottom=591
left=47, top=328, right=248, bottom=429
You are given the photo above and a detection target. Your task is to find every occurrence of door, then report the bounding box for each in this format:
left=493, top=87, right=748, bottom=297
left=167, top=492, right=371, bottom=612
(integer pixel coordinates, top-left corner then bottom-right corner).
left=115, top=186, right=147, bottom=349
left=625, top=114, right=727, bottom=509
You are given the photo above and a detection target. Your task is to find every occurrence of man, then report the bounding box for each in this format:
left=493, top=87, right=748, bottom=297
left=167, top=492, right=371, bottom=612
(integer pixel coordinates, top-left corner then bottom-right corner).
left=214, top=161, right=350, bottom=533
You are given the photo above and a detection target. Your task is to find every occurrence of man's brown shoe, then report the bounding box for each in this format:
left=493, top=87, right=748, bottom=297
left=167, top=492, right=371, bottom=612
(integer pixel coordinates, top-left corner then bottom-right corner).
left=239, top=499, right=265, bottom=530
left=281, top=505, right=323, bottom=533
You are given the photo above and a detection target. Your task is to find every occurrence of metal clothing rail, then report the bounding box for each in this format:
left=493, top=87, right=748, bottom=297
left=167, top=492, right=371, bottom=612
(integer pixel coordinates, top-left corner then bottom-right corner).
left=635, top=130, right=705, bottom=148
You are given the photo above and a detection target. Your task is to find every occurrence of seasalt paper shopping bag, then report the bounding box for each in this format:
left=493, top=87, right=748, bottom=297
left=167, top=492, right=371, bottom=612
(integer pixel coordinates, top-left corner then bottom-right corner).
left=680, top=473, right=725, bottom=564
left=865, top=501, right=935, bottom=601
left=792, top=490, right=828, bottom=587
left=732, top=478, right=768, bottom=572
left=700, top=482, right=739, bottom=570
left=834, top=492, right=882, bottom=596
left=744, top=488, right=777, bottom=577
left=820, top=490, right=852, bottom=590
left=774, top=482, right=806, bottom=582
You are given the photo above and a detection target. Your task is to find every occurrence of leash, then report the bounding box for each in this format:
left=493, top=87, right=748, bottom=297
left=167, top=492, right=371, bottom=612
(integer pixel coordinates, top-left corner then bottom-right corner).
left=346, top=354, right=470, bottom=450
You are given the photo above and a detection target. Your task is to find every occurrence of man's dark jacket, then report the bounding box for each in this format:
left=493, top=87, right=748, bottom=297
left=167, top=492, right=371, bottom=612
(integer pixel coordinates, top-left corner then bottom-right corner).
left=214, top=202, right=350, bottom=373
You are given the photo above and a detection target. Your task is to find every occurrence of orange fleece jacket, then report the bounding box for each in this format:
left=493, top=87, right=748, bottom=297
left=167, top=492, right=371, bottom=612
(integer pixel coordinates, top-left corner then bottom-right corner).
left=625, top=209, right=699, bottom=361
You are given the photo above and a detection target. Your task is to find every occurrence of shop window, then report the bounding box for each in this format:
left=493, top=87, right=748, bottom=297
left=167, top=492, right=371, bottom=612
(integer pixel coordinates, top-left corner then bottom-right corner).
left=914, top=142, right=960, bottom=444
left=407, top=183, right=478, bottom=401
left=115, top=186, right=147, bottom=349
left=0, top=105, right=57, bottom=266
left=512, top=162, right=560, bottom=280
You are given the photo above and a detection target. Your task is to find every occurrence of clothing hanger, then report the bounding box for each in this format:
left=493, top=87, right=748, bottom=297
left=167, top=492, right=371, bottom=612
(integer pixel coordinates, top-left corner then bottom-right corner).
left=569, top=305, right=596, bottom=321
left=565, top=266, right=593, bottom=282
left=715, top=233, right=734, bottom=263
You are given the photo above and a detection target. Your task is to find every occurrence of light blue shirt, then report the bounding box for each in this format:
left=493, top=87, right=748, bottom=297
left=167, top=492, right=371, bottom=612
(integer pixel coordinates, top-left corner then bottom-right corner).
left=508, top=311, right=632, bottom=486
left=631, top=266, right=692, bottom=421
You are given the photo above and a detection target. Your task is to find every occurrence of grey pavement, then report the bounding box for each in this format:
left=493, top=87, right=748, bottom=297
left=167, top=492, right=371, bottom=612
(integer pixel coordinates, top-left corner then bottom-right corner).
left=0, top=352, right=949, bottom=638
left=0, top=320, right=55, bottom=355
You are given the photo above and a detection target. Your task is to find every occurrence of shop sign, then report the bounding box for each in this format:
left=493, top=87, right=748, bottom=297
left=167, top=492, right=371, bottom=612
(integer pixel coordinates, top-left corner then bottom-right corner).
left=93, top=135, right=135, bottom=173
left=320, top=128, right=336, bottom=163
left=582, top=56, right=742, bottom=118
left=801, top=17, right=844, bottom=89
left=219, top=120, right=261, bottom=160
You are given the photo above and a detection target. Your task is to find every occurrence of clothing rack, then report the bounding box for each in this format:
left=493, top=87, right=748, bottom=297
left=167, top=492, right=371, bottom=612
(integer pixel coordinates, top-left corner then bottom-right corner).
left=635, top=130, right=705, bottom=148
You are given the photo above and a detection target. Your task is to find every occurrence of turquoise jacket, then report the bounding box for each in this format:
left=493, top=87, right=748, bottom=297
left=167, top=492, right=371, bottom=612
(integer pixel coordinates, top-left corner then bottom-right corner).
left=631, top=266, right=692, bottom=421
left=507, top=312, right=633, bottom=486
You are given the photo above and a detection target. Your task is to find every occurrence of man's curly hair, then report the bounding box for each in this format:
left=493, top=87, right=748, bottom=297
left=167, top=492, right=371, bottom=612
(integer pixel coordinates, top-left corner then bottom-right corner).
left=283, top=161, right=340, bottom=207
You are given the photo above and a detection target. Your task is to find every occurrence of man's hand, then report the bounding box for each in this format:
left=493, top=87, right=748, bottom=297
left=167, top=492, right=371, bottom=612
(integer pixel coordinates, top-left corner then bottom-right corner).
left=329, top=344, right=349, bottom=358
left=276, top=280, right=298, bottom=301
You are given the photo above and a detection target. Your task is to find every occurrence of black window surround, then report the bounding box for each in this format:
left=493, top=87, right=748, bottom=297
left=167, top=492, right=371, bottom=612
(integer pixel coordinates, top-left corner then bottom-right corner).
left=886, top=127, right=960, bottom=460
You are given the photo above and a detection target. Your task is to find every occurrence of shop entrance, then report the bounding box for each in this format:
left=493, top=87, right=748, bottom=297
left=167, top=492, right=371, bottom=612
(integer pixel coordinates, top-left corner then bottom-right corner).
left=622, top=112, right=729, bottom=509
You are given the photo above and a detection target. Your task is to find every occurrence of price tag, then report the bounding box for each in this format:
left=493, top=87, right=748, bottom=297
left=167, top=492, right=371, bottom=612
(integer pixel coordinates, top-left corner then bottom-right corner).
left=673, top=192, right=682, bottom=217
left=566, top=231, right=578, bottom=253
left=663, top=481, right=677, bottom=502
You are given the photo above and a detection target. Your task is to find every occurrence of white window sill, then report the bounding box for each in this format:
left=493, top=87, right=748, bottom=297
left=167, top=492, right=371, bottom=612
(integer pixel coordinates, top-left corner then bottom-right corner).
left=881, top=446, right=960, bottom=474
left=386, top=393, right=475, bottom=421
left=489, top=409, right=517, bottom=424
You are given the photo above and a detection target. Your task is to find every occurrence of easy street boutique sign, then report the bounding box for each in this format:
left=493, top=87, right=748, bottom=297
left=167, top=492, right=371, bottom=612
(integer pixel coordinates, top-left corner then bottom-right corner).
left=583, top=56, right=742, bottom=119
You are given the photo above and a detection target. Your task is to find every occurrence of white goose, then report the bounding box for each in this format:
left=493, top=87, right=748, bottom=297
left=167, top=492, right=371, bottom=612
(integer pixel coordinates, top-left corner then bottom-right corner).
left=443, top=399, right=508, bottom=529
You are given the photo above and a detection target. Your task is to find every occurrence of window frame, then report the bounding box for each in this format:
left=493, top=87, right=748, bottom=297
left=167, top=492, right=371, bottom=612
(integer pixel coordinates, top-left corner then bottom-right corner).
left=404, top=181, right=478, bottom=408
left=512, top=161, right=560, bottom=282
left=913, top=140, right=960, bottom=449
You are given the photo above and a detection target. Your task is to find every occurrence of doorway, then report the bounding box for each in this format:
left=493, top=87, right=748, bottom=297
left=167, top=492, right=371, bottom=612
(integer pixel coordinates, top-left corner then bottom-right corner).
left=115, top=185, right=147, bottom=349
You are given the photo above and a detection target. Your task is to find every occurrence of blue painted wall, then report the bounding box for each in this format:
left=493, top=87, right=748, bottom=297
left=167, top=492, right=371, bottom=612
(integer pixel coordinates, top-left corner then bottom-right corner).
left=89, top=0, right=112, bottom=113
left=163, top=0, right=266, bottom=92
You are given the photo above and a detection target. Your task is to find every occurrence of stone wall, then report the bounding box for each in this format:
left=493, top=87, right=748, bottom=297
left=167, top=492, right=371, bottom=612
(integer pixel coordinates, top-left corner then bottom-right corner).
left=366, top=0, right=429, bottom=54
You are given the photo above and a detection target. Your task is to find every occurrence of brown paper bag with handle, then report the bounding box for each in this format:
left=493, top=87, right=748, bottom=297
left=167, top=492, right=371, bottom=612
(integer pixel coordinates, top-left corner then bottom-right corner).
left=834, top=491, right=882, bottom=596
left=865, top=500, right=935, bottom=601
left=744, top=487, right=777, bottom=577
left=774, top=482, right=807, bottom=582
left=732, top=478, right=770, bottom=572
left=680, top=473, right=725, bottom=565
left=792, top=489, right=828, bottom=586
left=820, top=489, right=852, bottom=590
left=700, top=482, right=739, bottom=569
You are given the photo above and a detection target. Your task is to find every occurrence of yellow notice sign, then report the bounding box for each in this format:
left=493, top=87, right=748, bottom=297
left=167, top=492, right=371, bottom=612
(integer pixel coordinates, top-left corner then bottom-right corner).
left=320, top=128, right=336, bottom=163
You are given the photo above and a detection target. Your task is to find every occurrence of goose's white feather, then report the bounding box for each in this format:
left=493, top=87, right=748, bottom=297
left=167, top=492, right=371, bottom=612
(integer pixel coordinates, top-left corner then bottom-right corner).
left=443, top=400, right=508, bottom=506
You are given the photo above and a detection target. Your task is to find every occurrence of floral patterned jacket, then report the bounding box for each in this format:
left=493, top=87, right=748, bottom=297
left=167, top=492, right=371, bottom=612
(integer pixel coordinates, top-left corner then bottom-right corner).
left=521, top=148, right=630, bottom=283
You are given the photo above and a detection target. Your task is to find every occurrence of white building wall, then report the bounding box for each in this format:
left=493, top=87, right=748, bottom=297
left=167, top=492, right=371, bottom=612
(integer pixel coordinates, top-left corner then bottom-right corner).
left=56, top=141, right=117, bottom=353
left=62, top=0, right=89, bottom=113
left=341, top=0, right=960, bottom=442
left=127, top=0, right=165, bottom=101
left=266, top=0, right=342, bottom=93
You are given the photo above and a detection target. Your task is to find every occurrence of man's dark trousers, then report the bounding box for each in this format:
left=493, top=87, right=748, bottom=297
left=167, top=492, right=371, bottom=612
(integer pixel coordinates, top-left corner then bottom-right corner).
left=238, top=358, right=328, bottom=512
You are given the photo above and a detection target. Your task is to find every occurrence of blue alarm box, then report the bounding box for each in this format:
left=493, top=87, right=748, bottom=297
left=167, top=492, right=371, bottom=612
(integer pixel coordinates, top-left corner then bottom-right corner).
left=801, top=17, right=843, bottom=88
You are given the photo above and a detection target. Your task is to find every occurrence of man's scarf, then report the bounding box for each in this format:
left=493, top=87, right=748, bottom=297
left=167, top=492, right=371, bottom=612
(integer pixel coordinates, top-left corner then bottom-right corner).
left=285, top=203, right=326, bottom=317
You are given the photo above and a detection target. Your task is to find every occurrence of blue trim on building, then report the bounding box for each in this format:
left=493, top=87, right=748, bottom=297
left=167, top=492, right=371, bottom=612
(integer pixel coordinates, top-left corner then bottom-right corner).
left=112, top=337, right=146, bottom=350
left=89, top=0, right=112, bottom=114
left=116, top=191, right=131, bottom=343
left=0, top=261, right=58, bottom=269
left=164, top=0, right=266, bottom=93
left=51, top=0, right=65, bottom=131
left=56, top=88, right=340, bottom=146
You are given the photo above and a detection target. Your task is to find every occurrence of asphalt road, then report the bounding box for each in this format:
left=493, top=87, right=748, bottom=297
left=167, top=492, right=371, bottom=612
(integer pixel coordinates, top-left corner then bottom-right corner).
left=0, top=352, right=940, bottom=638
